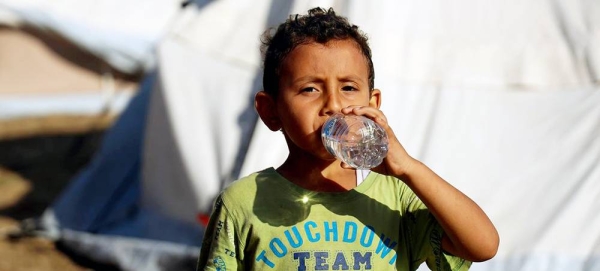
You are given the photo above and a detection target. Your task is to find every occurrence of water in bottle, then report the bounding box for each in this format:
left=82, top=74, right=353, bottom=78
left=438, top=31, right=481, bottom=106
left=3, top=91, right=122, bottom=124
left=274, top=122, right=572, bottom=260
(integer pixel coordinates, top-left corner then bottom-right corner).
left=321, top=113, right=389, bottom=169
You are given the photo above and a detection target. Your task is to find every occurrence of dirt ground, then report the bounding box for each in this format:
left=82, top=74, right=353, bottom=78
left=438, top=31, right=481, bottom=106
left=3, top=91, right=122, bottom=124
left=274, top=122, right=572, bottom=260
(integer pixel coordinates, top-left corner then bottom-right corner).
left=0, top=216, right=90, bottom=271
left=0, top=115, right=116, bottom=271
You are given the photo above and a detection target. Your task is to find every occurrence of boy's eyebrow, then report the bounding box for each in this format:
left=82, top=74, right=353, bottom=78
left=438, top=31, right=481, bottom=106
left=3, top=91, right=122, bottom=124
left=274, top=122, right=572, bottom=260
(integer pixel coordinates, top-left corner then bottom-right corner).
left=289, top=76, right=322, bottom=86
left=290, top=75, right=366, bottom=85
left=338, top=75, right=366, bottom=84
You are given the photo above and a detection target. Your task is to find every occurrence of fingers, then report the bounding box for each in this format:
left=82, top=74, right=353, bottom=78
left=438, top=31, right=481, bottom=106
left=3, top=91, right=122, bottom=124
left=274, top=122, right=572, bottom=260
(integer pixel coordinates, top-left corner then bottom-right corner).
left=340, top=106, right=388, bottom=126
left=339, top=106, right=414, bottom=177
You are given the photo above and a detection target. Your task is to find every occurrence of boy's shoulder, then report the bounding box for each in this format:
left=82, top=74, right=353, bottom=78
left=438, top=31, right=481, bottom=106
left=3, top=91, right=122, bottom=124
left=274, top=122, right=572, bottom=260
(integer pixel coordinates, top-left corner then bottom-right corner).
left=220, top=167, right=282, bottom=203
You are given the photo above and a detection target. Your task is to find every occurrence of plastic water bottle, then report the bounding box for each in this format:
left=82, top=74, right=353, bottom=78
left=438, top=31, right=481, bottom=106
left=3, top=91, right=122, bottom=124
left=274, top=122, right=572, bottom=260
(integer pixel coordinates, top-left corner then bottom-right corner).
left=321, top=113, right=389, bottom=169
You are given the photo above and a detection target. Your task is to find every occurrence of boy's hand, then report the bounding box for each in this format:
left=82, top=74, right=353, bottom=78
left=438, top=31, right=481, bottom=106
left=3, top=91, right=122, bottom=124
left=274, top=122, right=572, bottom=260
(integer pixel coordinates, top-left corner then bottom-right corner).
left=340, top=106, right=417, bottom=178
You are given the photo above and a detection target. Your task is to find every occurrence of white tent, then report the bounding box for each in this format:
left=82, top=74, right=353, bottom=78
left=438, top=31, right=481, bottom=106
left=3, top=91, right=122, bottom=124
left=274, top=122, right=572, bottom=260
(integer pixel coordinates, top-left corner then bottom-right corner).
left=4, top=0, right=599, bottom=270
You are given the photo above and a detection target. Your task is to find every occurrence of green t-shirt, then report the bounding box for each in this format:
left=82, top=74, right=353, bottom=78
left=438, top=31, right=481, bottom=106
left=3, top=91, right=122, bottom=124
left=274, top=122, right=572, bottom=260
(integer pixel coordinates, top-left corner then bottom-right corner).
left=197, top=168, right=470, bottom=271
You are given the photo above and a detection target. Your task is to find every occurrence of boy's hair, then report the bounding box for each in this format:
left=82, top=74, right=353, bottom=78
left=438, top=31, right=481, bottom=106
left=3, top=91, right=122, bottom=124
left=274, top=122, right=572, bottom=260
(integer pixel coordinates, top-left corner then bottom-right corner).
left=261, top=7, right=374, bottom=98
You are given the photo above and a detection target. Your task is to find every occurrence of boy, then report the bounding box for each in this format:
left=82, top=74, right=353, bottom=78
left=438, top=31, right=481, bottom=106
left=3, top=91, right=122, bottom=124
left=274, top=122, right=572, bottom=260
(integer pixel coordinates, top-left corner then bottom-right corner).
left=197, top=7, right=499, bottom=271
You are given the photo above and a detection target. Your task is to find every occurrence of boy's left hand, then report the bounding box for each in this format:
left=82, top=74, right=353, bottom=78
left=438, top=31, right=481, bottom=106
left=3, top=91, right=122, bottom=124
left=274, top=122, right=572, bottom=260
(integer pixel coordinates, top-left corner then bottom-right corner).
left=340, top=106, right=417, bottom=178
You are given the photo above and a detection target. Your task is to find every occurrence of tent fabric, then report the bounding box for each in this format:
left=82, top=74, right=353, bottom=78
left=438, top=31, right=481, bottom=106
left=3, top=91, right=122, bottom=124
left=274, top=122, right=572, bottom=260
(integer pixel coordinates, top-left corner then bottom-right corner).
left=32, top=0, right=600, bottom=270
left=48, top=73, right=204, bottom=244
left=40, top=73, right=204, bottom=271
left=0, top=25, right=138, bottom=119
left=347, top=0, right=600, bottom=88
left=0, top=0, right=184, bottom=73
left=0, top=91, right=133, bottom=120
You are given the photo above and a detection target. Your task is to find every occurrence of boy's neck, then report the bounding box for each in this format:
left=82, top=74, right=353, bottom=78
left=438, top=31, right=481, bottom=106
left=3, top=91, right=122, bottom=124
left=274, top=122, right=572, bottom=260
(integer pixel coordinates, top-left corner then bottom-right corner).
left=276, top=155, right=357, bottom=192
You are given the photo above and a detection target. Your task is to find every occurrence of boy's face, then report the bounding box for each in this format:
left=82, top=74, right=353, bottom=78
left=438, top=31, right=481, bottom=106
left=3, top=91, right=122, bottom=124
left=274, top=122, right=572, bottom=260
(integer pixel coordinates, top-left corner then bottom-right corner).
left=262, top=38, right=381, bottom=160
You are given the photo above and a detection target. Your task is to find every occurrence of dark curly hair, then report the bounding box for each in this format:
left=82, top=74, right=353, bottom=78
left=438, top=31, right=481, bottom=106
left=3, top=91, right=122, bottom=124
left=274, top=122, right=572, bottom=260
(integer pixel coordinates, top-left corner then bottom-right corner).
left=260, top=7, right=374, bottom=98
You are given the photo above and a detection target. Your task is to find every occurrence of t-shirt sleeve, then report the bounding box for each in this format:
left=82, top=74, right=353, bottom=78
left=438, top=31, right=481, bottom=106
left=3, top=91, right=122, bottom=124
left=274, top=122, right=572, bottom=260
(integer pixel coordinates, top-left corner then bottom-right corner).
left=423, top=221, right=471, bottom=271
left=197, top=195, right=244, bottom=271
left=404, top=193, right=472, bottom=271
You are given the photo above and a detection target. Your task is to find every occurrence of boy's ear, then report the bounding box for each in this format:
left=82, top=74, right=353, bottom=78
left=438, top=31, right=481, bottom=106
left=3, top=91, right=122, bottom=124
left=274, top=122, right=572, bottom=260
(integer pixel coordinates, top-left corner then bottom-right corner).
left=369, top=89, right=382, bottom=109
left=254, top=91, right=282, bottom=131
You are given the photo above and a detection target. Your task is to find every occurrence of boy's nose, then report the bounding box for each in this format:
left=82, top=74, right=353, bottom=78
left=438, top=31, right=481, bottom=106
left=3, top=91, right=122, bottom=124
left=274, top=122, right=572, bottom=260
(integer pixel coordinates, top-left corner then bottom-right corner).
left=321, top=92, right=342, bottom=115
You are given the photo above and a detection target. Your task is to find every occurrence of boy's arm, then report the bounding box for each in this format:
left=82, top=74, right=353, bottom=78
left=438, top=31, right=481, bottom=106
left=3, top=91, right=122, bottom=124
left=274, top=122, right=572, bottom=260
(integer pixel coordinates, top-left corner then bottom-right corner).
left=341, top=105, right=500, bottom=262
left=399, top=159, right=499, bottom=262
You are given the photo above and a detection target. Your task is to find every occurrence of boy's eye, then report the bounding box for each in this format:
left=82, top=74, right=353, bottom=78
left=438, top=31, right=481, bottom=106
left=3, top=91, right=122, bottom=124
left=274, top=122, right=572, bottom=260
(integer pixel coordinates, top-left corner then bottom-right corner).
left=302, top=87, right=317, bottom=92
left=342, top=86, right=358, bottom=91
